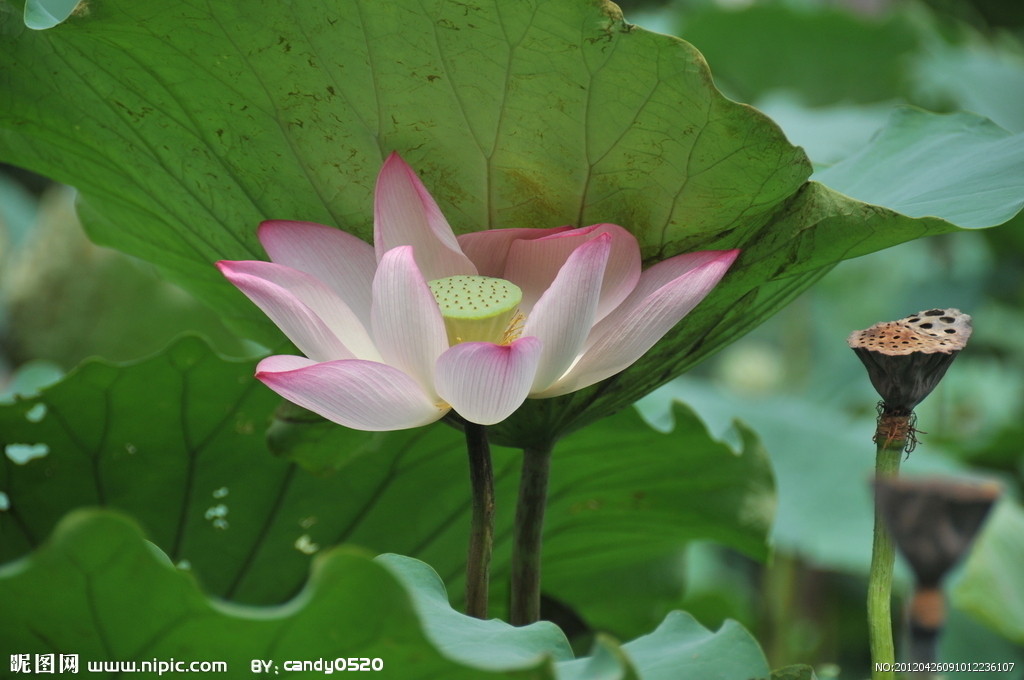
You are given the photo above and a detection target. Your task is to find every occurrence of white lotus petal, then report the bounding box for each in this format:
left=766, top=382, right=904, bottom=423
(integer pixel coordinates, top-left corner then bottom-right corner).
left=373, top=153, right=476, bottom=280
left=538, top=250, right=740, bottom=397
left=258, top=220, right=376, bottom=326
left=435, top=337, right=542, bottom=425
left=219, top=260, right=380, bottom=361
left=523, top=234, right=611, bottom=392
left=370, top=246, right=449, bottom=396
left=503, top=223, right=639, bottom=317
left=256, top=357, right=447, bottom=431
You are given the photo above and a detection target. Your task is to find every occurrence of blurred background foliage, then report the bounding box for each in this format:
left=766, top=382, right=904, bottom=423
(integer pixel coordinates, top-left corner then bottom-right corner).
left=2, top=0, right=1022, bottom=677
left=615, top=0, right=1024, bottom=675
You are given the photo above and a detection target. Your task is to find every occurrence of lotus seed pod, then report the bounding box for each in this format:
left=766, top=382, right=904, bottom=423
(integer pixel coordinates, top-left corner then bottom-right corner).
left=428, top=275, right=523, bottom=347
left=848, top=308, right=972, bottom=415
left=874, top=475, right=1000, bottom=664
left=873, top=475, right=999, bottom=587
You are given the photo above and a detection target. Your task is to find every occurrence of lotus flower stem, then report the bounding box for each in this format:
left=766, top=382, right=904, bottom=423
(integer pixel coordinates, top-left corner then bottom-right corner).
left=868, top=417, right=906, bottom=680
left=510, top=443, right=554, bottom=626
left=464, top=421, right=494, bottom=619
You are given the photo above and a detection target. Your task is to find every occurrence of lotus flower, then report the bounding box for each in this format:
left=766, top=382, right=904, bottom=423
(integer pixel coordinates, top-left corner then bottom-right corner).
left=218, top=153, right=738, bottom=430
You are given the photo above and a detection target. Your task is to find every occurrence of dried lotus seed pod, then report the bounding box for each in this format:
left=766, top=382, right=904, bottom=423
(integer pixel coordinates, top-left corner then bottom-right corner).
left=848, top=308, right=971, bottom=415
left=873, top=475, right=999, bottom=663
left=848, top=308, right=972, bottom=356
left=874, top=475, right=998, bottom=587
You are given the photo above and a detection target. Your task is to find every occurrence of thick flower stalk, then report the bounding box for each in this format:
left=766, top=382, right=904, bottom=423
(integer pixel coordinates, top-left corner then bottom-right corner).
left=218, top=153, right=738, bottom=431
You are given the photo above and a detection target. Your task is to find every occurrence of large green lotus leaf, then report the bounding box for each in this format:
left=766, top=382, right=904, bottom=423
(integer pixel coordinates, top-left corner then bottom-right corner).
left=4, top=0, right=1019, bottom=447
left=373, top=553, right=574, bottom=672
left=813, top=108, right=1024, bottom=229
left=383, top=552, right=773, bottom=679
left=496, top=166, right=1011, bottom=447
left=0, top=510, right=777, bottom=679
left=0, top=509, right=559, bottom=679
left=532, top=406, right=773, bottom=636
left=0, top=0, right=808, bottom=339
left=751, top=93, right=896, bottom=167
left=497, top=109, right=1024, bottom=446
left=0, top=336, right=774, bottom=638
left=559, top=612, right=768, bottom=680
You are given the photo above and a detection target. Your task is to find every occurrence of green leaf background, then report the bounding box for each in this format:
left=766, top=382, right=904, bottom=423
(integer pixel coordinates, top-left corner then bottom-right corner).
left=0, top=510, right=778, bottom=679
left=3, top=0, right=1022, bottom=445
left=0, top=510, right=561, bottom=679
left=0, top=336, right=773, bottom=639
left=3, top=0, right=1024, bottom=674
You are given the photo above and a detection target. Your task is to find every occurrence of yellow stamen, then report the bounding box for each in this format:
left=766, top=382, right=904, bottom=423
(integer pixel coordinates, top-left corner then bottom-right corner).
left=502, top=310, right=525, bottom=345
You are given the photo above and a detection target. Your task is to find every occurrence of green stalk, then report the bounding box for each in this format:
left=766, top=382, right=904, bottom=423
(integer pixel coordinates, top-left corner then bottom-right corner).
left=510, top=444, right=553, bottom=626
left=868, top=414, right=907, bottom=680
left=464, top=422, right=494, bottom=619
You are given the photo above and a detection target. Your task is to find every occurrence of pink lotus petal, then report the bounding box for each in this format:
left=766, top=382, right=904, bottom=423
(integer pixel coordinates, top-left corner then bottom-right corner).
left=258, top=220, right=376, bottom=326
left=370, top=246, right=449, bottom=397
left=537, top=249, right=740, bottom=397
left=373, top=153, right=476, bottom=281
left=605, top=250, right=740, bottom=306
left=523, top=234, right=612, bottom=392
left=218, top=261, right=364, bottom=363
left=435, top=337, right=542, bottom=425
left=257, top=357, right=447, bottom=431
left=457, top=226, right=573, bottom=278
left=503, top=223, right=640, bottom=316
left=218, top=260, right=380, bottom=361
left=257, top=355, right=317, bottom=372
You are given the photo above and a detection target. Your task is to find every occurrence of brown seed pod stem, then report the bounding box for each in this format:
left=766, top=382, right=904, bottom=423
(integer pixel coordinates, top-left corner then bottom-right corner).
left=874, top=405, right=922, bottom=455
